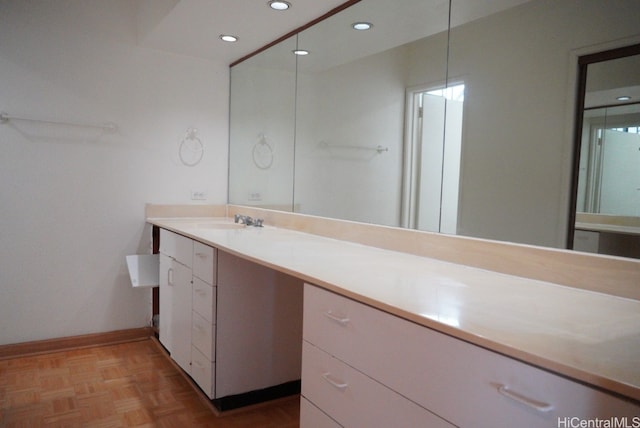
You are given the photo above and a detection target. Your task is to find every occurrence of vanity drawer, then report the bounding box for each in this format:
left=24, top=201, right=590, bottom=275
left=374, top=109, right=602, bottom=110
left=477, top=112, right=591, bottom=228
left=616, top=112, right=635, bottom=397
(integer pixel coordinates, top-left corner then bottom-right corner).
left=193, top=241, right=216, bottom=285
left=192, top=277, right=216, bottom=323
left=303, top=284, right=640, bottom=427
left=300, top=397, right=342, bottom=428
left=192, top=311, right=215, bottom=361
left=159, top=229, right=192, bottom=268
left=191, top=345, right=214, bottom=399
left=301, top=341, right=453, bottom=428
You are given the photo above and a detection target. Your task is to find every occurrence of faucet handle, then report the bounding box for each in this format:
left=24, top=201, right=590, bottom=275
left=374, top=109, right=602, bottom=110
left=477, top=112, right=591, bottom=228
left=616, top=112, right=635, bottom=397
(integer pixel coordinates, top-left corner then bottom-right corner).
left=233, top=214, right=261, bottom=226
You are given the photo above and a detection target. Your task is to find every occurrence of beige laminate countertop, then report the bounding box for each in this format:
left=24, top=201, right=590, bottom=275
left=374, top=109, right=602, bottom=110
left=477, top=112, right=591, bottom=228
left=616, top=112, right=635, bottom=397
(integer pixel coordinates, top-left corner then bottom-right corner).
left=575, top=213, right=640, bottom=236
left=147, top=216, right=640, bottom=402
left=576, top=222, right=640, bottom=236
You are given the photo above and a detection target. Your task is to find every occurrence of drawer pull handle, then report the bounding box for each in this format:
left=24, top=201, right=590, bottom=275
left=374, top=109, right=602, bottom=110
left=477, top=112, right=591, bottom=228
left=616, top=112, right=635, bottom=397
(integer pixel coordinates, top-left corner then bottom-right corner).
left=497, top=384, right=553, bottom=413
left=322, top=372, right=348, bottom=391
left=167, top=268, right=174, bottom=286
left=323, top=310, right=350, bottom=326
left=195, top=252, right=209, bottom=259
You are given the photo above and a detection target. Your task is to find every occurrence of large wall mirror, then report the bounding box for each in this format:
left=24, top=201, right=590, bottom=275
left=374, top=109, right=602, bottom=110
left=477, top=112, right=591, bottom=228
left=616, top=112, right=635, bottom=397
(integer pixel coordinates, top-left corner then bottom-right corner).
left=228, top=35, right=297, bottom=210
left=229, top=0, right=640, bottom=257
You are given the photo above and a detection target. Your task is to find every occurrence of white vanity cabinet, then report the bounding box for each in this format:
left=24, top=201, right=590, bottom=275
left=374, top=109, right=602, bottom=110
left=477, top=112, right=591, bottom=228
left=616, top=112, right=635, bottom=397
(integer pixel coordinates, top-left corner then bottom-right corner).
left=215, top=250, right=303, bottom=401
left=190, top=241, right=217, bottom=398
left=301, top=341, right=453, bottom=428
left=159, top=230, right=193, bottom=373
left=301, top=284, right=453, bottom=428
left=159, top=229, right=217, bottom=395
left=158, top=228, right=303, bottom=407
left=302, top=283, right=640, bottom=428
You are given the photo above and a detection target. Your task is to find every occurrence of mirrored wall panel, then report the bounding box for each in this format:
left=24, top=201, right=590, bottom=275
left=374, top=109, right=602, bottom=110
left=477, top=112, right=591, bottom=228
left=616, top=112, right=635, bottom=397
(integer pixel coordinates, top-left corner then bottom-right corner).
left=447, top=0, right=640, bottom=248
left=229, top=35, right=297, bottom=211
left=293, top=0, right=449, bottom=227
left=228, top=0, right=640, bottom=258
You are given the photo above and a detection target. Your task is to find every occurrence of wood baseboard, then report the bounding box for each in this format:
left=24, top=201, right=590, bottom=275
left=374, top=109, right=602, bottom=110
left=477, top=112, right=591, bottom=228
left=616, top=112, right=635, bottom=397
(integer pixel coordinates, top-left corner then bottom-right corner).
left=0, top=327, right=153, bottom=360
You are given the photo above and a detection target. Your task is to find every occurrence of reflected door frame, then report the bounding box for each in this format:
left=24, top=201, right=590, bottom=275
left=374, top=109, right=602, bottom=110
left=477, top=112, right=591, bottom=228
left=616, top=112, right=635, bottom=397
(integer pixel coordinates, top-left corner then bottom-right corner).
left=568, top=42, right=640, bottom=248
left=401, top=82, right=464, bottom=233
left=401, top=84, right=446, bottom=231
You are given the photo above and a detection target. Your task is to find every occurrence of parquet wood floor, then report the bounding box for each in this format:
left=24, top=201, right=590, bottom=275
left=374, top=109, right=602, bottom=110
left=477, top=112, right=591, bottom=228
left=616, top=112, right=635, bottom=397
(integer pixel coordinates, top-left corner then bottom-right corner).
left=0, top=339, right=300, bottom=427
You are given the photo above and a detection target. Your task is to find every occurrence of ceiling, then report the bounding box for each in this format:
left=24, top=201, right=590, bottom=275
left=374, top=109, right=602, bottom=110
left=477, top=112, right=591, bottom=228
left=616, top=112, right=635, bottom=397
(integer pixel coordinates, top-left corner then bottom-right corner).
left=137, top=0, right=534, bottom=69
left=137, top=0, right=348, bottom=65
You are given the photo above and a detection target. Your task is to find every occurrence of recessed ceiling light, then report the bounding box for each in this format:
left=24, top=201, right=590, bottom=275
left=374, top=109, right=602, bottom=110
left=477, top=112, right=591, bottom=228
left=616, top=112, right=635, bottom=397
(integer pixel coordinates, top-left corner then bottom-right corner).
left=269, top=1, right=291, bottom=10
left=352, top=22, right=373, bottom=31
left=616, top=95, right=631, bottom=101
left=293, top=49, right=309, bottom=56
left=219, top=34, right=238, bottom=42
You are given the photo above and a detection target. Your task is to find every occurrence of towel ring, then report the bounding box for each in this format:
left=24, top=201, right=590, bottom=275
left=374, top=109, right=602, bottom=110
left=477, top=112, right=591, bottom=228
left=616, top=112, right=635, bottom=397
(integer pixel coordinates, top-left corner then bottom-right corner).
left=179, top=127, right=204, bottom=166
left=252, top=134, right=274, bottom=169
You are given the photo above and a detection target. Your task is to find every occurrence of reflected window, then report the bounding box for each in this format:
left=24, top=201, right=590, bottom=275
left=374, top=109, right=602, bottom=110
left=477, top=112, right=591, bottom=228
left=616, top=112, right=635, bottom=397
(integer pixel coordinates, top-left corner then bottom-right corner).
left=427, top=84, right=465, bottom=102
left=612, top=127, right=639, bottom=134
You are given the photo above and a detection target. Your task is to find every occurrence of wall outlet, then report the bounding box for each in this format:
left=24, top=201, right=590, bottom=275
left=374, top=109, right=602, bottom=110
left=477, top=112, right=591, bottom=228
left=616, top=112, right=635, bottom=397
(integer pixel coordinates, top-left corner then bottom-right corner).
left=248, top=191, right=262, bottom=201
left=191, top=190, right=207, bottom=200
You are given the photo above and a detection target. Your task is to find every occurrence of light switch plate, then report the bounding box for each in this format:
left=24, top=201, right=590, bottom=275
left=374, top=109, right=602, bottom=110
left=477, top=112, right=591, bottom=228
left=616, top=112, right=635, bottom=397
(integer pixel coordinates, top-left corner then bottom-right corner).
left=248, top=191, right=262, bottom=201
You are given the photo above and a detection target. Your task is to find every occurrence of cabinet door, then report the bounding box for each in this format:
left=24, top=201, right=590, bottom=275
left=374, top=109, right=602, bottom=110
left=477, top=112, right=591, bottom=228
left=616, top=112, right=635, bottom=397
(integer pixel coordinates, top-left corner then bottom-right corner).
left=192, top=277, right=215, bottom=324
left=192, top=310, right=215, bottom=361
left=159, top=229, right=192, bottom=268
left=193, top=241, right=215, bottom=285
left=191, top=345, right=214, bottom=399
left=159, top=254, right=173, bottom=353
left=302, top=341, right=453, bottom=428
left=169, top=258, right=192, bottom=374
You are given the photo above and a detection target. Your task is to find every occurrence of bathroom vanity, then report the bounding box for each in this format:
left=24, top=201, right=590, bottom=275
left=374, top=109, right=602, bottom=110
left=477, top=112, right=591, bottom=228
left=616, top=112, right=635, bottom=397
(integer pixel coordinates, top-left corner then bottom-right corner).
left=146, top=205, right=640, bottom=427
left=157, top=226, right=302, bottom=411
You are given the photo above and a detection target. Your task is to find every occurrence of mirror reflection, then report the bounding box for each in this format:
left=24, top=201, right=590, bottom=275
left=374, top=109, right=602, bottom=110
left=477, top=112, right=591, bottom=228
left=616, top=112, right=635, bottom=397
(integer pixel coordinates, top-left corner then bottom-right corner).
left=577, top=106, right=640, bottom=217
left=293, top=0, right=450, bottom=228
left=572, top=50, right=640, bottom=259
left=228, top=35, right=297, bottom=211
left=228, top=0, right=640, bottom=257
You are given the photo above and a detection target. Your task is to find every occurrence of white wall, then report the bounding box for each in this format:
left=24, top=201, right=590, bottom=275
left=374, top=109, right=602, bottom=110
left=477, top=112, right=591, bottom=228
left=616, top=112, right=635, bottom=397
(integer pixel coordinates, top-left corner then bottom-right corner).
left=0, top=1, right=229, bottom=345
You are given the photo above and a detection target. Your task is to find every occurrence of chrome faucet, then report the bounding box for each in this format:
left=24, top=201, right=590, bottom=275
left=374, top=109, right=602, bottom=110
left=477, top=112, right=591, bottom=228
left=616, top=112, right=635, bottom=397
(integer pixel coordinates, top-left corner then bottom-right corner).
left=234, top=214, right=264, bottom=227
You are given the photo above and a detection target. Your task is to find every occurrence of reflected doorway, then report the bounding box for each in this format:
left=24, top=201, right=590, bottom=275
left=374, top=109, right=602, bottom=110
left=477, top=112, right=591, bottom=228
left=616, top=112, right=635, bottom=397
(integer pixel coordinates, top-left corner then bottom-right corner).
left=578, top=123, right=640, bottom=216
left=402, top=83, right=464, bottom=234
left=570, top=44, right=640, bottom=259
